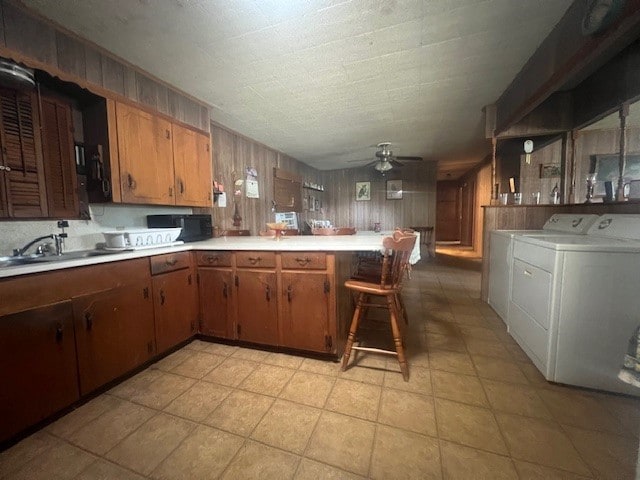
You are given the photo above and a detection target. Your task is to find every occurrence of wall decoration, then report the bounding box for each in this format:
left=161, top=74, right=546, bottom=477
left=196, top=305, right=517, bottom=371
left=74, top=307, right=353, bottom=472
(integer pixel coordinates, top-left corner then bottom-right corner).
left=539, top=164, right=561, bottom=178
left=355, top=181, right=370, bottom=201
left=386, top=179, right=403, bottom=200
left=592, top=153, right=640, bottom=196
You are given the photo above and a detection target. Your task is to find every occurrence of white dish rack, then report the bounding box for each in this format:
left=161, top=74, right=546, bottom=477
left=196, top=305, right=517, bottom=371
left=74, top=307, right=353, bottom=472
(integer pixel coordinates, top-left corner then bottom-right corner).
left=103, top=228, right=182, bottom=249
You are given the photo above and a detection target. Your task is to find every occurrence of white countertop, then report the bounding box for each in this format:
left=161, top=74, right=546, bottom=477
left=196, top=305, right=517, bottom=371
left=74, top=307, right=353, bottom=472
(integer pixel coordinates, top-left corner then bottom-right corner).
left=0, top=232, right=420, bottom=279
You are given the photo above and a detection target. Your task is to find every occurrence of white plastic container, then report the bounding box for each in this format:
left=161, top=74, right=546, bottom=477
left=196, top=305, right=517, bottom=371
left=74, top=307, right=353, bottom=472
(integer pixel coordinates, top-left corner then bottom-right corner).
left=103, top=228, right=181, bottom=249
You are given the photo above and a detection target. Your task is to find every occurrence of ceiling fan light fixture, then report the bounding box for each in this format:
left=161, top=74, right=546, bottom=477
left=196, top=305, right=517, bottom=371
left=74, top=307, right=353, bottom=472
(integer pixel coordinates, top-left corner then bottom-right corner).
left=374, top=160, right=392, bottom=172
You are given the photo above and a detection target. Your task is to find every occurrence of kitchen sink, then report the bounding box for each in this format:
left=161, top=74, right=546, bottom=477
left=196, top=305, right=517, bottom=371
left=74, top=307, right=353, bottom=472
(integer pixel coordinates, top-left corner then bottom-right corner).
left=38, top=249, right=118, bottom=261
left=0, top=249, right=118, bottom=268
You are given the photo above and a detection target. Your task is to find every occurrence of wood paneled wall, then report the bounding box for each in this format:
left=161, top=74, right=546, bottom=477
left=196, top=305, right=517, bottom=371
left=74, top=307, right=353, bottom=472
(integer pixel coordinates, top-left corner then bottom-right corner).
left=0, top=1, right=209, bottom=131
left=202, top=125, right=438, bottom=235
left=458, top=161, right=493, bottom=256
left=203, top=124, right=322, bottom=233
left=518, top=140, right=563, bottom=201
left=321, top=163, right=437, bottom=232
left=573, top=127, right=640, bottom=200
left=519, top=126, right=640, bottom=203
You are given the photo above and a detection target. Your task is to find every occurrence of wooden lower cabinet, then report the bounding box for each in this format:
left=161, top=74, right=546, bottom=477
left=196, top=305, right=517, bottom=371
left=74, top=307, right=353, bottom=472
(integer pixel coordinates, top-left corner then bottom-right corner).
left=195, top=250, right=348, bottom=355
left=198, top=267, right=234, bottom=338
left=280, top=272, right=333, bottom=353
left=151, top=253, right=198, bottom=352
left=73, top=282, right=156, bottom=396
left=0, top=301, right=79, bottom=443
left=235, top=270, right=278, bottom=345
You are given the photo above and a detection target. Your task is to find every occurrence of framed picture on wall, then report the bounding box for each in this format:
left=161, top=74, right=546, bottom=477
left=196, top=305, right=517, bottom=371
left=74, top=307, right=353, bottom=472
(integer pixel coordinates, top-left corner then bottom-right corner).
left=592, top=153, right=640, bottom=196
left=539, top=164, right=561, bottom=178
left=355, top=181, right=370, bottom=201
left=386, top=180, right=403, bottom=200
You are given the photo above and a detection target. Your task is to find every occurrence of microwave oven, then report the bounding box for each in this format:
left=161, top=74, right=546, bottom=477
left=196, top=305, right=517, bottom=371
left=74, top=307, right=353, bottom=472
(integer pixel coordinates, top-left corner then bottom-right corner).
left=146, top=214, right=212, bottom=242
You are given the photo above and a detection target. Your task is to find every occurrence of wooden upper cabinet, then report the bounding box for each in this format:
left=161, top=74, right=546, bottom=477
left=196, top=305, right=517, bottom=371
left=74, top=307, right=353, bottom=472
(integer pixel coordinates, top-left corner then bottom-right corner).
left=0, top=88, right=47, bottom=217
left=40, top=95, right=79, bottom=218
left=115, top=101, right=174, bottom=205
left=173, top=124, right=212, bottom=207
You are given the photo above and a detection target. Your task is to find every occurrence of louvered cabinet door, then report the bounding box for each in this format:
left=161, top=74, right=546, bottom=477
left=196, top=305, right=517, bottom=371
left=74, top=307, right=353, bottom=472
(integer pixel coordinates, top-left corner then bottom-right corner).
left=0, top=88, right=47, bottom=217
left=40, top=96, right=79, bottom=218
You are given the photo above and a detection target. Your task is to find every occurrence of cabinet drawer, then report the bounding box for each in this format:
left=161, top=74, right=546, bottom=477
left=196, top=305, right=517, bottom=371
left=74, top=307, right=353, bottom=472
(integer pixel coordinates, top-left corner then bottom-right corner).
left=236, top=251, right=276, bottom=268
left=281, top=252, right=326, bottom=270
left=150, top=252, right=191, bottom=275
left=197, top=251, right=232, bottom=267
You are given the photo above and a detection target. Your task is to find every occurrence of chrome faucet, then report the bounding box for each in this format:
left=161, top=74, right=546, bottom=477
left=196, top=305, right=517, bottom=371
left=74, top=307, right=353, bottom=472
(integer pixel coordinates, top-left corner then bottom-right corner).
left=12, top=220, right=68, bottom=257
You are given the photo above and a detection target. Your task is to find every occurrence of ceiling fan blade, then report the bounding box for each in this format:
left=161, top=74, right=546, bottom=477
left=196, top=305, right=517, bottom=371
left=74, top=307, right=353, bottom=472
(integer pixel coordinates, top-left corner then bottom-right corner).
left=390, top=159, right=404, bottom=167
left=395, top=156, right=422, bottom=161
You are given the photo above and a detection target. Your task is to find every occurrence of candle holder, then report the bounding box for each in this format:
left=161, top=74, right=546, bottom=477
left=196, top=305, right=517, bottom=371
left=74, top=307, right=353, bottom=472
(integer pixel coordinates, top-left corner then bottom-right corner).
left=585, top=174, right=597, bottom=203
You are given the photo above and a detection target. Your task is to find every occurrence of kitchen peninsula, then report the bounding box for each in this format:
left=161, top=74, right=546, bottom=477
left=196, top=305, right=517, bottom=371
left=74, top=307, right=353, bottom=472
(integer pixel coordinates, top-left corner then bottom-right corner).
left=0, top=232, right=418, bottom=443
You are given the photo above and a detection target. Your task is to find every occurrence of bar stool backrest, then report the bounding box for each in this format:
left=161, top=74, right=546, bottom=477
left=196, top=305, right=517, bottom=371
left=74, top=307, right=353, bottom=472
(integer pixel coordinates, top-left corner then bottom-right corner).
left=379, top=234, right=416, bottom=290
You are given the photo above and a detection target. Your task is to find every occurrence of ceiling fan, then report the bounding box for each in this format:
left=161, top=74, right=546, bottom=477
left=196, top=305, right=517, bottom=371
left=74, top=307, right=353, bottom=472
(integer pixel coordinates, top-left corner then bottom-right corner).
left=348, top=142, right=423, bottom=172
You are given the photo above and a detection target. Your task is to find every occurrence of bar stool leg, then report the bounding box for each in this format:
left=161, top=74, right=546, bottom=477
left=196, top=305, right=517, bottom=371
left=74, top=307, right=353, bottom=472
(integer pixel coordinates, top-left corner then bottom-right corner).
left=395, top=292, right=408, bottom=325
left=387, top=294, right=409, bottom=381
left=342, top=292, right=365, bottom=371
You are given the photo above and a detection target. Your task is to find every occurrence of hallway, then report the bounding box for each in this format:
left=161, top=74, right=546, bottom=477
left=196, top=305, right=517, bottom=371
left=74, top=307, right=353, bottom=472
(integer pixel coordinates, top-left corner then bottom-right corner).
left=0, top=255, right=638, bottom=479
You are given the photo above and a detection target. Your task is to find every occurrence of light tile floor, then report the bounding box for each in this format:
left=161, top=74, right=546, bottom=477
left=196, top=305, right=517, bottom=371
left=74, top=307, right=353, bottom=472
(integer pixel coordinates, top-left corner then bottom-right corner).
left=1, top=255, right=639, bottom=479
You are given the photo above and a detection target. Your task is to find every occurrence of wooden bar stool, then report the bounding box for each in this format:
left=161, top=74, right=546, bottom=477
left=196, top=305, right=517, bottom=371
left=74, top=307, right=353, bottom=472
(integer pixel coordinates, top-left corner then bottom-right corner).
left=351, top=228, right=414, bottom=324
left=342, top=233, right=417, bottom=380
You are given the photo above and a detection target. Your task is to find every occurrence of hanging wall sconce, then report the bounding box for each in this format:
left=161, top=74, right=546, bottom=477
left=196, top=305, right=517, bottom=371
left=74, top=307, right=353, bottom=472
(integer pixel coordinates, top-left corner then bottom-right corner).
left=524, top=139, right=533, bottom=164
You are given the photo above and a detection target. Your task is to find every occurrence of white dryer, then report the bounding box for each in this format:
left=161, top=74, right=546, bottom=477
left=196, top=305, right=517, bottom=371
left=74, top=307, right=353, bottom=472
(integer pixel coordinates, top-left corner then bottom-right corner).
left=509, top=214, right=640, bottom=395
left=487, top=214, right=599, bottom=325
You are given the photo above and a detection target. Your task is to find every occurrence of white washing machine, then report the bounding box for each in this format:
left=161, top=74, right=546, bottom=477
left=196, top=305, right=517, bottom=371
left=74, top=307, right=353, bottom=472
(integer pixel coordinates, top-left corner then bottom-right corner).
left=509, top=214, right=640, bottom=395
left=487, top=214, right=599, bottom=325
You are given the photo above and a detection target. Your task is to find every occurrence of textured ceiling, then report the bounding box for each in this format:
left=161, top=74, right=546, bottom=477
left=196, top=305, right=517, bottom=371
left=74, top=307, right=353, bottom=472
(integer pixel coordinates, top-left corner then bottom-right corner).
left=22, top=0, right=572, bottom=177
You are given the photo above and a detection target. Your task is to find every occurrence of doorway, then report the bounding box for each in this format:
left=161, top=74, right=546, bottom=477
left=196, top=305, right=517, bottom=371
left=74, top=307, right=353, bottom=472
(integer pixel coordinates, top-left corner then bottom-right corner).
left=436, top=179, right=477, bottom=253
left=436, top=181, right=461, bottom=242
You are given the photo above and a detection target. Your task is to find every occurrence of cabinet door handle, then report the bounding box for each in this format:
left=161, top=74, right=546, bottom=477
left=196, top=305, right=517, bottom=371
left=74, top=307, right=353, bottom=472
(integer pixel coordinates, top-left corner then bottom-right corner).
left=55, top=323, right=64, bottom=343
left=127, top=173, right=136, bottom=190
left=523, top=269, right=532, bottom=277
left=179, top=179, right=184, bottom=194
left=287, top=285, right=293, bottom=302
left=169, top=187, right=173, bottom=197
left=165, top=258, right=178, bottom=266
left=165, top=129, right=171, bottom=139
left=248, top=256, right=261, bottom=265
left=265, top=285, right=271, bottom=301
left=84, top=311, right=93, bottom=330
left=235, top=275, right=239, bottom=287
left=295, top=257, right=311, bottom=265
left=222, top=282, right=228, bottom=298
left=205, top=255, right=219, bottom=263
left=160, top=289, right=166, bottom=305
